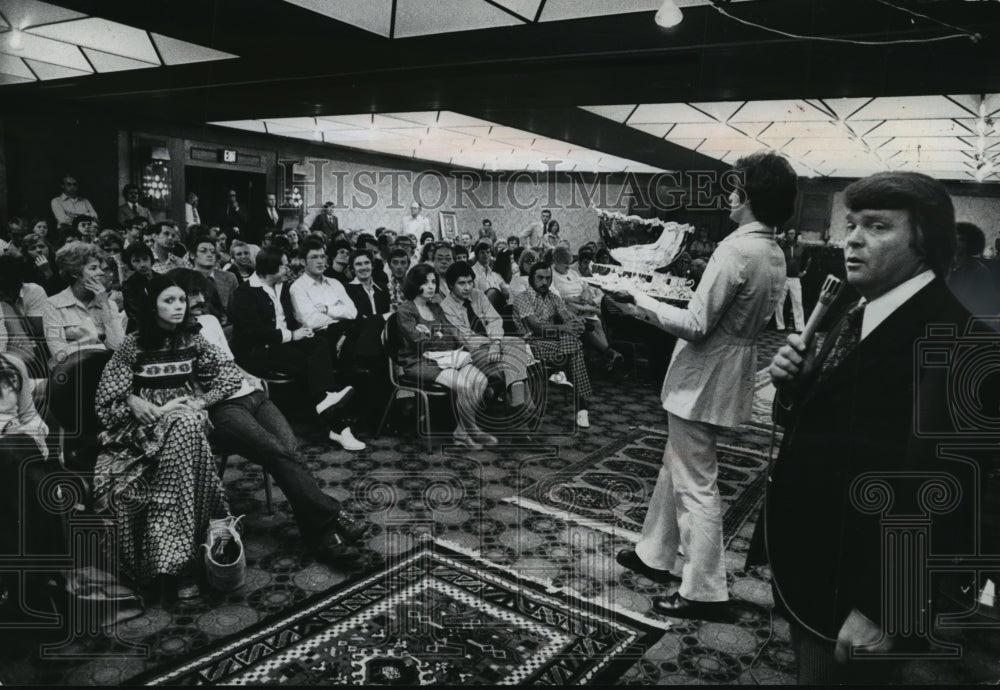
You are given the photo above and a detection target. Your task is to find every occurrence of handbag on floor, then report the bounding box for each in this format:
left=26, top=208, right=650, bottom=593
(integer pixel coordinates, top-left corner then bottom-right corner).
left=203, top=515, right=246, bottom=592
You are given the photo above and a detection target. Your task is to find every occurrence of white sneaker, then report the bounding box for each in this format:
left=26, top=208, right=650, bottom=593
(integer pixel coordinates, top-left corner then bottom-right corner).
left=576, top=410, right=590, bottom=428
left=316, top=386, right=354, bottom=416
left=330, top=426, right=366, bottom=451
left=549, top=371, right=573, bottom=387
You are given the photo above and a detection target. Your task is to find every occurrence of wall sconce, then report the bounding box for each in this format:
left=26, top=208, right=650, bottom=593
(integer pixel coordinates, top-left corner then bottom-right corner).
left=655, top=0, right=683, bottom=28
left=142, top=146, right=172, bottom=210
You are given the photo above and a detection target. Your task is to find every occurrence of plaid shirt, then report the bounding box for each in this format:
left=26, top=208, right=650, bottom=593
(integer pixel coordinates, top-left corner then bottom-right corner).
left=388, top=275, right=405, bottom=310
left=512, top=288, right=572, bottom=337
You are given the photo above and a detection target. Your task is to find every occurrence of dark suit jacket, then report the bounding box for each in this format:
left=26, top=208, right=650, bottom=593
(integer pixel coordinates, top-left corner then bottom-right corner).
left=345, top=281, right=390, bottom=358
left=117, top=202, right=154, bottom=226
left=764, top=278, right=979, bottom=640
left=227, top=264, right=253, bottom=286
left=257, top=207, right=282, bottom=236
left=228, top=281, right=301, bottom=374
left=310, top=213, right=339, bottom=237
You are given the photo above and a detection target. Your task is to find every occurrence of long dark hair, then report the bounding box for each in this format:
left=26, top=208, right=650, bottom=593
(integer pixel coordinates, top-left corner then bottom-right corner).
left=136, top=273, right=201, bottom=350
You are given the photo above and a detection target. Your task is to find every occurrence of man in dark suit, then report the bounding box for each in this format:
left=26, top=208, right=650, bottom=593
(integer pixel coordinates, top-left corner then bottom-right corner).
left=310, top=202, right=340, bottom=238
left=257, top=192, right=282, bottom=238
left=221, top=188, right=249, bottom=241
left=229, top=246, right=360, bottom=448
left=766, top=172, right=980, bottom=683
left=116, top=183, right=154, bottom=227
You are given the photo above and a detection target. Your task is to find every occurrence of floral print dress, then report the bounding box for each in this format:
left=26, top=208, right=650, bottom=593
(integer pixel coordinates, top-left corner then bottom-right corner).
left=93, top=332, right=242, bottom=584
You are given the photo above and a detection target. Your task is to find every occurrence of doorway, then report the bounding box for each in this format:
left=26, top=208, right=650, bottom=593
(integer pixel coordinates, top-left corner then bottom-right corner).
left=184, top=166, right=267, bottom=244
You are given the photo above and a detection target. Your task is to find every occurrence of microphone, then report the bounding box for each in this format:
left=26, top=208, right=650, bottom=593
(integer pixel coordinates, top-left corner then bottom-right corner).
left=799, top=275, right=843, bottom=347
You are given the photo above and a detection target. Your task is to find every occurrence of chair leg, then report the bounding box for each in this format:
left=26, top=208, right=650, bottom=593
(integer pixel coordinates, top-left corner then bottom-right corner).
left=418, top=391, right=432, bottom=454
left=263, top=472, right=275, bottom=516
left=375, top=389, right=398, bottom=439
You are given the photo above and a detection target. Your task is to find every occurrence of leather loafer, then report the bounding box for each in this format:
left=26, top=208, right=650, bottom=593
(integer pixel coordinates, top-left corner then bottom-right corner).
left=333, top=510, right=369, bottom=543
left=652, top=591, right=732, bottom=622
left=616, top=549, right=681, bottom=585
left=309, top=530, right=363, bottom=566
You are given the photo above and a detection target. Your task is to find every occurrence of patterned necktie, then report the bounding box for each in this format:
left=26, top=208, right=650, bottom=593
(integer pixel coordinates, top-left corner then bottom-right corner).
left=464, top=299, right=487, bottom=336
left=818, top=302, right=865, bottom=383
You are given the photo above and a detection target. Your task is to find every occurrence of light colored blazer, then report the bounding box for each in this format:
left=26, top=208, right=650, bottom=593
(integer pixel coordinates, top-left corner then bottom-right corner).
left=634, top=221, right=785, bottom=427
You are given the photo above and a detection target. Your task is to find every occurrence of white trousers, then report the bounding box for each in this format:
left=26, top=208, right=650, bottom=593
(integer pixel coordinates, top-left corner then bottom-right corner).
left=635, top=412, right=728, bottom=602
left=775, top=277, right=804, bottom=331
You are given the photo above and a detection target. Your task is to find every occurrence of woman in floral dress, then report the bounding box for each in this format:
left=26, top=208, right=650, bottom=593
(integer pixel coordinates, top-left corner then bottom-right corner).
left=94, top=273, right=242, bottom=600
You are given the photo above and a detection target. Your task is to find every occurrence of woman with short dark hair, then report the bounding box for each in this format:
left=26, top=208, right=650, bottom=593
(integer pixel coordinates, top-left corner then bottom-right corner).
left=395, top=265, right=495, bottom=448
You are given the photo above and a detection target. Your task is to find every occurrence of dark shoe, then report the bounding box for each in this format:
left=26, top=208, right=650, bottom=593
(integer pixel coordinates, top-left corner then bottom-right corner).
left=616, top=549, right=682, bottom=585
left=333, top=510, right=369, bottom=543
left=652, top=591, right=732, bottom=621
left=310, top=530, right=363, bottom=567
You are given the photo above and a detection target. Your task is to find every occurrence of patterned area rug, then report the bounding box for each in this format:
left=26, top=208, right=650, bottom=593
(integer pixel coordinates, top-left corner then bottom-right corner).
left=509, top=426, right=771, bottom=547
left=135, top=540, right=664, bottom=686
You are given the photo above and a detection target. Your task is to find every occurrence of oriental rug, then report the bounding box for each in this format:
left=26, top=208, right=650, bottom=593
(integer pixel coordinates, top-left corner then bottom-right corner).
left=136, top=540, right=664, bottom=686
left=509, top=425, right=772, bottom=547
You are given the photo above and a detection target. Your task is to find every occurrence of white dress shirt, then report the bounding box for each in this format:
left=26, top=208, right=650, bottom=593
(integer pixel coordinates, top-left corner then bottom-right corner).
left=472, top=261, right=508, bottom=293
left=859, top=270, right=934, bottom=341
left=401, top=214, right=431, bottom=241
left=290, top=272, right=358, bottom=331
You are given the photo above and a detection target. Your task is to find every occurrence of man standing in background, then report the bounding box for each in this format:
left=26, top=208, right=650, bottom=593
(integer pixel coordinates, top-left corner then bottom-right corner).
left=400, top=201, right=431, bottom=242
left=774, top=228, right=810, bottom=332
left=521, top=209, right=550, bottom=249
left=51, top=175, right=99, bottom=227
left=116, top=183, right=154, bottom=226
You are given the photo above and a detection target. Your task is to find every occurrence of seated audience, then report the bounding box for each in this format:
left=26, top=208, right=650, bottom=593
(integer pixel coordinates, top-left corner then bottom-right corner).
left=325, top=239, right=353, bottom=284
left=122, top=243, right=154, bottom=333
left=395, top=264, right=496, bottom=449
left=471, top=240, right=509, bottom=308
left=440, top=262, right=532, bottom=407
left=93, top=274, right=243, bottom=602
left=289, top=240, right=359, bottom=391
left=513, top=261, right=592, bottom=428
left=355, top=233, right=389, bottom=286
left=167, top=269, right=371, bottom=566
left=453, top=244, right=470, bottom=264
left=0, top=257, right=48, bottom=378
left=551, top=246, right=623, bottom=371
left=71, top=215, right=98, bottom=244
left=190, top=235, right=238, bottom=325
left=19, top=233, right=58, bottom=294
left=574, top=246, right=596, bottom=277
left=227, top=239, right=256, bottom=285
left=150, top=221, right=190, bottom=273
left=508, top=249, right=543, bottom=298
left=28, top=218, right=51, bottom=243
left=229, top=247, right=361, bottom=451
left=42, top=243, right=126, bottom=366
left=431, top=243, right=455, bottom=301
left=387, top=248, right=410, bottom=311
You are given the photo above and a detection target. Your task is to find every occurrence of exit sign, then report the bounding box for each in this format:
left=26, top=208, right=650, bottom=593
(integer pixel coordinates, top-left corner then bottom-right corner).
left=221, top=149, right=237, bottom=163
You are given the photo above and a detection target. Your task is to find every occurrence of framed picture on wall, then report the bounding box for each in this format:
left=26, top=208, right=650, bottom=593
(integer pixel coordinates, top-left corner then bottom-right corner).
left=439, top=211, right=457, bottom=240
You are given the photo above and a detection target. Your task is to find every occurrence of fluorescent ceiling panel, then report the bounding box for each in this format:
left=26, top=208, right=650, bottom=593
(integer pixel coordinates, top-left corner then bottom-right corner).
left=29, top=18, right=159, bottom=62
left=491, top=0, right=542, bottom=21
left=211, top=110, right=666, bottom=173
left=0, top=1, right=237, bottom=87
left=281, top=0, right=393, bottom=37
left=149, top=33, right=237, bottom=66
left=539, top=0, right=661, bottom=22
left=0, top=0, right=84, bottom=29
left=394, top=0, right=522, bottom=38
left=583, top=94, right=1000, bottom=181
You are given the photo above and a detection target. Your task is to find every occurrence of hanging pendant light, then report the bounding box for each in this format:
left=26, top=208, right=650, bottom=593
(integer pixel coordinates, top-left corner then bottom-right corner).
left=655, top=0, right=683, bottom=28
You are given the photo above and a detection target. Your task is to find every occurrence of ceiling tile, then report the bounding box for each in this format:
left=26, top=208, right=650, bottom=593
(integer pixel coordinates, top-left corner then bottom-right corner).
left=858, top=119, right=974, bottom=138
left=30, top=18, right=159, bottom=63
left=24, top=58, right=91, bottom=80
left=395, top=0, right=523, bottom=38
left=539, top=0, right=661, bottom=23
left=149, top=33, right=237, bottom=65
left=281, top=0, right=393, bottom=37
left=82, top=47, right=157, bottom=73
left=0, top=73, right=33, bottom=85
left=0, top=0, right=85, bottom=30
left=580, top=104, right=636, bottom=123
left=815, top=97, right=874, bottom=121
left=694, top=101, right=746, bottom=123
left=630, top=123, right=672, bottom=137
left=0, top=52, right=34, bottom=79
left=848, top=96, right=972, bottom=121
left=490, top=0, right=542, bottom=21
left=0, top=30, right=91, bottom=71
left=759, top=121, right=841, bottom=139
left=630, top=103, right=717, bottom=124
left=727, top=99, right=829, bottom=123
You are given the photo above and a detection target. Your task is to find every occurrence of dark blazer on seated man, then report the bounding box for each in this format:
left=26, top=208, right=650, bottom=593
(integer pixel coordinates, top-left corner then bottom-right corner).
left=761, top=172, right=982, bottom=683
left=228, top=274, right=301, bottom=375
left=345, top=279, right=390, bottom=358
